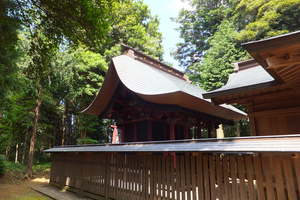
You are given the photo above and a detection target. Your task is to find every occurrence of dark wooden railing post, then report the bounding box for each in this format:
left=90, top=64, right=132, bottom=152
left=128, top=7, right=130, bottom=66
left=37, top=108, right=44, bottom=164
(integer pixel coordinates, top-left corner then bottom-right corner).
left=104, top=152, right=109, bottom=199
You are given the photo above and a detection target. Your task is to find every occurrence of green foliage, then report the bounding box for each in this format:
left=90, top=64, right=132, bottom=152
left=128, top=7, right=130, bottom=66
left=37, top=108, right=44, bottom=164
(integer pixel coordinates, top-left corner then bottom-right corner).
left=77, top=137, right=99, bottom=145
left=0, top=0, right=20, bottom=101
left=173, top=0, right=238, bottom=68
left=0, top=159, right=49, bottom=174
left=57, top=45, right=108, bottom=101
left=0, top=155, right=5, bottom=175
left=109, top=1, right=163, bottom=59
left=32, top=162, right=51, bottom=173
left=15, top=0, right=114, bottom=51
left=0, top=0, right=163, bottom=167
left=3, top=160, right=25, bottom=173
left=189, top=21, right=247, bottom=91
left=176, top=0, right=300, bottom=88
left=176, top=0, right=300, bottom=136
left=235, top=0, right=300, bottom=42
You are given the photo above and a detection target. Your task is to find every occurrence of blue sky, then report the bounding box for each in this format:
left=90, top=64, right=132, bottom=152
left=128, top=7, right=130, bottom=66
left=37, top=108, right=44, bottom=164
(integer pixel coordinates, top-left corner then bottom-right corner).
left=143, top=0, right=191, bottom=70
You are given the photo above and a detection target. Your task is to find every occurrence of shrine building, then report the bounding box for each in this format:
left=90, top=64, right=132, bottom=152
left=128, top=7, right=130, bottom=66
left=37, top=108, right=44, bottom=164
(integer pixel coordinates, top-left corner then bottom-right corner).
left=82, top=45, right=246, bottom=142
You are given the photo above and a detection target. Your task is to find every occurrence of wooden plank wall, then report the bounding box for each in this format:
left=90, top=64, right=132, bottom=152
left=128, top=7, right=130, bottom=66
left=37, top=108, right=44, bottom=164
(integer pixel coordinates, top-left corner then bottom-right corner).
left=50, top=152, right=300, bottom=200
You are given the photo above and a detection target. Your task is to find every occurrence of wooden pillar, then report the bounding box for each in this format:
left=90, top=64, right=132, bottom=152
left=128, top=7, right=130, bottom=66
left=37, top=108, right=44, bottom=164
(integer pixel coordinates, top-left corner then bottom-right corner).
left=208, top=122, right=217, bottom=138
left=170, top=121, right=175, bottom=140
left=211, top=127, right=217, bottom=138
left=169, top=121, right=176, bottom=168
left=236, top=122, right=241, bottom=137
left=249, top=113, right=257, bottom=136
left=133, top=123, right=137, bottom=142
left=249, top=103, right=257, bottom=136
left=184, top=125, right=189, bottom=139
left=120, top=126, right=125, bottom=143
left=147, top=120, right=152, bottom=141
left=216, top=124, right=224, bottom=138
left=196, top=125, right=202, bottom=139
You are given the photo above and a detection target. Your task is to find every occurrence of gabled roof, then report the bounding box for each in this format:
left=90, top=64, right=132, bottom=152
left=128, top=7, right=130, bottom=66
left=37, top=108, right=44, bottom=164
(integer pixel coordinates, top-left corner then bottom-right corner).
left=82, top=46, right=246, bottom=121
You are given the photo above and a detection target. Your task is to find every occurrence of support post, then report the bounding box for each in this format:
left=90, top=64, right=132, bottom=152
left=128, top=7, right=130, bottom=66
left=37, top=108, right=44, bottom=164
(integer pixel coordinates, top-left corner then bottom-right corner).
left=170, top=121, right=175, bottom=140
left=147, top=120, right=152, bottom=141
left=196, top=125, right=202, bottom=139
left=134, top=123, right=137, bottom=142
left=184, top=126, right=189, bottom=139
left=208, top=122, right=217, bottom=138
left=121, top=126, right=125, bottom=143
left=169, top=121, right=176, bottom=167
left=236, top=122, right=241, bottom=137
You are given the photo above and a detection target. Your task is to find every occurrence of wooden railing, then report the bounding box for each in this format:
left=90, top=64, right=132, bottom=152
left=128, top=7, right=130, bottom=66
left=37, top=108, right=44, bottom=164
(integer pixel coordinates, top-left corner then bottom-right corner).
left=50, top=151, right=300, bottom=200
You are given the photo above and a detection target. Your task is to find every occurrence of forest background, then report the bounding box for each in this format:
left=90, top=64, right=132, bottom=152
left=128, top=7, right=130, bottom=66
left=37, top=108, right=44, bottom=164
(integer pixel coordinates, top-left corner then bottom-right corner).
left=1, top=0, right=300, bottom=177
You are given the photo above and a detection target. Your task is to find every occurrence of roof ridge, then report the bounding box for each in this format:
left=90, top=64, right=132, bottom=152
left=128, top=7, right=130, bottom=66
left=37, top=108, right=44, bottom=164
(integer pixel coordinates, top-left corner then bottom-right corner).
left=121, top=44, right=188, bottom=81
left=233, top=59, right=259, bottom=72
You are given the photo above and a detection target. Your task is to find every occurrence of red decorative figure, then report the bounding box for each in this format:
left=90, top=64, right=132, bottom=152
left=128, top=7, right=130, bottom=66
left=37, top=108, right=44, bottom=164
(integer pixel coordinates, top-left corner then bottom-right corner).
left=111, top=125, right=119, bottom=144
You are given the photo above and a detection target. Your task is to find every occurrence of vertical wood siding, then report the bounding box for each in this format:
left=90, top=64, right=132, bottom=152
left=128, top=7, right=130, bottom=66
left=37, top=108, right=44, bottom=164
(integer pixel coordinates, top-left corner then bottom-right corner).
left=50, top=152, right=300, bottom=200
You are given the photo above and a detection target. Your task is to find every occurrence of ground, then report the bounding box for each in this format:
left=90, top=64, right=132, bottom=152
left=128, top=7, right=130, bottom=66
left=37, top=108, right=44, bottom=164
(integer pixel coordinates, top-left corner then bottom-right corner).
left=0, top=169, right=50, bottom=200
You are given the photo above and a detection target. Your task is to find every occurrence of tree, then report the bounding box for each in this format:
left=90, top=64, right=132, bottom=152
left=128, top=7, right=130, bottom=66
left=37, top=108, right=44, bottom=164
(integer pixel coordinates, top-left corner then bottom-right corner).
left=173, top=0, right=237, bottom=68
left=175, top=0, right=300, bottom=137
left=0, top=0, right=164, bottom=177
left=189, top=21, right=247, bottom=91
left=24, top=28, right=58, bottom=177
left=0, top=0, right=20, bottom=101
left=235, top=0, right=300, bottom=42
left=52, top=46, right=108, bottom=145
left=14, top=0, right=115, bottom=51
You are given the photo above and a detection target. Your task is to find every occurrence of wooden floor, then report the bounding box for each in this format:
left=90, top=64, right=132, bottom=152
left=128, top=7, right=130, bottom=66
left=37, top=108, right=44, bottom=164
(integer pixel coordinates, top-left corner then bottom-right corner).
left=32, top=185, right=93, bottom=200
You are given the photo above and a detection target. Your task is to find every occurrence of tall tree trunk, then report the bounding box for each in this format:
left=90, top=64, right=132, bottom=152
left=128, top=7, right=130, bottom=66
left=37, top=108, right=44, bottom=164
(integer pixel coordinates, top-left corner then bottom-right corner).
left=65, top=101, right=71, bottom=144
left=5, top=146, right=9, bottom=158
left=15, top=144, right=19, bottom=163
left=61, top=101, right=66, bottom=145
left=21, top=142, right=26, bottom=164
left=22, top=129, right=29, bottom=164
left=26, top=95, right=42, bottom=178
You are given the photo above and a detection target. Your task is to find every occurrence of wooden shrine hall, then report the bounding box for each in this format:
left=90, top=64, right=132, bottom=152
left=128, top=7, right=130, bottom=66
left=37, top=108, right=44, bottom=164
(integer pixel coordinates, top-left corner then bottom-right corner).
left=82, top=45, right=245, bottom=142
left=47, top=32, right=300, bottom=200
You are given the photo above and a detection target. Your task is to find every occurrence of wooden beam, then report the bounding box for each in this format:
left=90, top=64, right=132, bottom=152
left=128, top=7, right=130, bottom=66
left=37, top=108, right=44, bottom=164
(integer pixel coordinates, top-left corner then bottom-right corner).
left=266, top=52, right=300, bottom=70
left=218, top=86, right=294, bottom=105
left=252, top=105, right=300, bottom=117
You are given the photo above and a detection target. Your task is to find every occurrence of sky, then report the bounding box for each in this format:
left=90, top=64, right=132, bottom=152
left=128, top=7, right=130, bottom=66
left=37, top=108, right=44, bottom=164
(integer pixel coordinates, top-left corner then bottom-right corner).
left=143, top=0, right=191, bottom=70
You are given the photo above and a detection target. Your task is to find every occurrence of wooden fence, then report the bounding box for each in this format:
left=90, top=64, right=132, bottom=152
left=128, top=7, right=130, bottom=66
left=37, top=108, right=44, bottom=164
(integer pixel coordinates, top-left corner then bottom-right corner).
left=50, top=152, right=300, bottom=200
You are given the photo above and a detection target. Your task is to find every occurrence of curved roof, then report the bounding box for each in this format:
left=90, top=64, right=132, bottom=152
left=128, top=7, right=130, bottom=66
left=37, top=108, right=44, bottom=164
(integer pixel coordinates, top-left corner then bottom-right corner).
left=82, top=54, right=246, bottom=121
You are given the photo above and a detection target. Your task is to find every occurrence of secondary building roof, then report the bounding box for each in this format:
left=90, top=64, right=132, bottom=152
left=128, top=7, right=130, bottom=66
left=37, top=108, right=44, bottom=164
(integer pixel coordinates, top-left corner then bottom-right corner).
left=203, top=31, right=300, bottom=102
left=82, top=45, right=246, bottom=121
left=203, top=60, right=276, bottom=98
